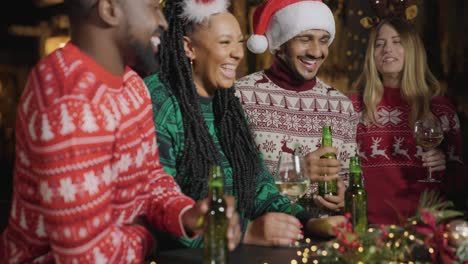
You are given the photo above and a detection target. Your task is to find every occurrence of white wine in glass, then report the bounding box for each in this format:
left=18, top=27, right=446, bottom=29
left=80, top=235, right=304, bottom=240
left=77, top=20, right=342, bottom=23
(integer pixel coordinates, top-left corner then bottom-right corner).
left=274, top=152, right=310, bottom=215
left=274, top=151, right=310, bottom=247
left=414, top=118, right=444, bottom=182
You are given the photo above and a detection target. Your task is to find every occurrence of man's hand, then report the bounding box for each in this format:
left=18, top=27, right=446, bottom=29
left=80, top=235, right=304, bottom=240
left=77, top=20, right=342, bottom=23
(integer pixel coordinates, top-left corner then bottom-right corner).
left=313, top=177, right=346, bottom=212
left=182, top=196, right=241, bottom=251
left=305, top=215, right=347, bottom=237
left=243, top=212, right=303, bottom=247
left=421, top=148, right=446, bottom=172
left=304, top=147, right=341, bottom=182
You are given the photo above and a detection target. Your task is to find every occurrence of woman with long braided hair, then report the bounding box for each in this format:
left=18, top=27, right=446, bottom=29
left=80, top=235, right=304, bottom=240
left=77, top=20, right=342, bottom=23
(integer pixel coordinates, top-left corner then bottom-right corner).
left=145, top=0, right=345, bottom=248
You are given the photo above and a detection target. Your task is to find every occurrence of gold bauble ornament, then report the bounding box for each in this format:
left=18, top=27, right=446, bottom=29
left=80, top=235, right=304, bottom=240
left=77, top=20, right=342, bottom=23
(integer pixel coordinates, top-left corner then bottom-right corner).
left=447, top=220, right=468, bottom=247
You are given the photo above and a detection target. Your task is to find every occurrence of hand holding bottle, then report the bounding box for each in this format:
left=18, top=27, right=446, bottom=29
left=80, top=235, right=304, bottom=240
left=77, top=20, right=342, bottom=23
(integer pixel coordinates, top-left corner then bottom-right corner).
left=181, top=195, right=241, bottom=251
left=313, top=177, right=346, bottom=212
left=303, top=146, right=341, bottom=183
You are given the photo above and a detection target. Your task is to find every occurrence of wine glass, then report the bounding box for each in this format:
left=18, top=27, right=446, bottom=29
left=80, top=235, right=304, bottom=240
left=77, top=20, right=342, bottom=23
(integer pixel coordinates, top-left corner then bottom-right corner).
left=274, top=151, right=310, bottom=247
left=413, top=117, right=444, bottom=182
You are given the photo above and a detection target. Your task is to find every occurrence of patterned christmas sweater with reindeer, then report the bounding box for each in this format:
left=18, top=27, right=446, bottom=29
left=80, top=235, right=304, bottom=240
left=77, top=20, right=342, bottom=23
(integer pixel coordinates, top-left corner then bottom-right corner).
left=351, top=87, right=464, bottom=225
left=0, top=43, right=195, bottom=263
left=235, top=59, right=358, bottom=195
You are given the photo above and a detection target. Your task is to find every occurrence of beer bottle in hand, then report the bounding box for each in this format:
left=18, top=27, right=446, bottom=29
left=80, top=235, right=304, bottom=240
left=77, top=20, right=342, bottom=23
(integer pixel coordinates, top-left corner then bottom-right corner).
left=203, top=165, right=228, bottom=264
left=345, top=156, right=368, bottom=233
left=318, top=125, right=338, bottom=196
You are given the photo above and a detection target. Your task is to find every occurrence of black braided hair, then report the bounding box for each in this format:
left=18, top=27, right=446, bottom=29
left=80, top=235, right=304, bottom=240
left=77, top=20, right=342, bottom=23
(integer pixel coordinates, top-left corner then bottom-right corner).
left=159, top=0, right=259, bottom=218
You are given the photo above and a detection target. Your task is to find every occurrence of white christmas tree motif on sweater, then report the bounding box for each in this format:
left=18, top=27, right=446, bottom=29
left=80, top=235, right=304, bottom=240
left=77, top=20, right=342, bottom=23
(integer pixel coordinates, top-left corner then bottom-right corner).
left=392, top=137, right=410, bottom=159
left=35, top=215, right=46, bottom=238
left=83, top=171, right=100, bottom=195
left=126, top=89, right=140, bottom=109
left=118, top=95, right=130, bottom=115
left=22, top=92, right=33, bottom=114
left=81, top=104, right=99, bottom=133
left=377, top=108, right=402, bottom=125
left=131, top=88, right=145, bottom=105
left=370, top=137, right=390, bottom=160
left=93, top=248, right=108, bottom=264
left=60, top=104, right=76, bottom=135
left=141, top=141, right=150, bottom=156
left=118, top=154, right=132, bottom=173
left=126, top=248, right=136, bottom=263
left=135, top=148, right=145, bottom=168
left=41, top=113, right=55, bottom=141
left=28, top=111, right=38, bottom=141
left=100, top=105, right=117, bottom=132
left=40, top=182, right=53, bottom=203
left=111, top=231, right=120, bottom=247
left=59, top=178, right=77, bottom=203
left=20, top=208, right=28, bottom=230
left=107, top=96, right=122, bottom=122
left=102, top=165, right=113, bottom=185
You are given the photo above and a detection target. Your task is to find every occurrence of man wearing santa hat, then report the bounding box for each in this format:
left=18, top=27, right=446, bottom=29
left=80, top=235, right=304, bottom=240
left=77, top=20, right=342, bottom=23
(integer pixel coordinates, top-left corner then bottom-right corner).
left=236, top=0, right=358, bottom=215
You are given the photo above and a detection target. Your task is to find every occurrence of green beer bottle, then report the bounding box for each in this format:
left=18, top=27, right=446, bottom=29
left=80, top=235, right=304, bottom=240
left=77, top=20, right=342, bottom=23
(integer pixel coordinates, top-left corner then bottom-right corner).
left=318, top=125, right=338, bottom=196
left=345, top=156, right=368, bottom=233
left=203, top=165, right=228, bottom=264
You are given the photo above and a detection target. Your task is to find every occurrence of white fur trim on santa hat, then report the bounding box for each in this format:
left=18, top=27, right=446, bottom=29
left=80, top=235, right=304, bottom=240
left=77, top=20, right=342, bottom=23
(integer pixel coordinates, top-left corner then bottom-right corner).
left=247, top=34, right=269, bottom=54
left=179, top=0, right=230, bottom=24
left=266, top=1, right=335, bottom=53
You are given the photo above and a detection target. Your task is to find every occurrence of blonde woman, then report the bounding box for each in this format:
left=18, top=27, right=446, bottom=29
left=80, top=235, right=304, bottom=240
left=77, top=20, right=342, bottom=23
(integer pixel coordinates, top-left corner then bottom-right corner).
left=351, top=17, right=463, bottom=225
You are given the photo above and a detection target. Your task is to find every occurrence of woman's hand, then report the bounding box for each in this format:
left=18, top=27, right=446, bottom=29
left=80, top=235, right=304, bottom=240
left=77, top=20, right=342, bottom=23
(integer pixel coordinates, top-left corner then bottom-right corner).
left=313, top=177, right=346, bottom=212
left=243, top=212, right=303, bottom=246
left=182, top=195, right=241, bottom=251
left=421, top=148, right=446, bottom=172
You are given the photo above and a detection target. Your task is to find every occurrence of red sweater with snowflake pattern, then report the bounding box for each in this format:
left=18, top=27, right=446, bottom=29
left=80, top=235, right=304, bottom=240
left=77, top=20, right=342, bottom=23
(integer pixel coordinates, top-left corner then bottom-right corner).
left=0, top=43, right=195, bottom=263
left=351, top=87, right=463, bottom=225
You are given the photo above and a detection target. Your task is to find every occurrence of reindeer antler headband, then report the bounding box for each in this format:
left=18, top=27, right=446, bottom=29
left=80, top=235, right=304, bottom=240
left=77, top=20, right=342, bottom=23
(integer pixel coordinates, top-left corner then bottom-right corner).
left=360, top=0, right=418, bottom=29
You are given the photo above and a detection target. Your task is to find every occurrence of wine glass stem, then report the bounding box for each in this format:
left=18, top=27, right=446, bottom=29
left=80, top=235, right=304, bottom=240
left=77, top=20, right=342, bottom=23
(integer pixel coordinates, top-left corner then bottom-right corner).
left=290, top=201, right=296, bottom=216
left=427, top=166, right=432, bottom=180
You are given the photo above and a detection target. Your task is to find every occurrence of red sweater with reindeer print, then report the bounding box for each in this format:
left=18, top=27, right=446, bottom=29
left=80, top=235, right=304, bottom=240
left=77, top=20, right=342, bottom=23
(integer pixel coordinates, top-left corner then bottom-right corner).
left=351, top=87, right=464, bottom=225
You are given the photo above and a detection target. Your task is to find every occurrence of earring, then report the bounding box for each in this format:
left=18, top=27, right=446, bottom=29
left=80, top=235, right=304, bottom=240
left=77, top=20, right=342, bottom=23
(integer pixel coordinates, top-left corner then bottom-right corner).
left=190, top=59, right=193, bottom=65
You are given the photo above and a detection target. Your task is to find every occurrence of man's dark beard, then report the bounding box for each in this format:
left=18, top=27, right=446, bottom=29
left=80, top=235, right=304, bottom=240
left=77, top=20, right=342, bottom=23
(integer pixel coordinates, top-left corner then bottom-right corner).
left=129, top=39, right=160, bottom=77
left=283, top=57, right=308, bottom=82
left=280, top=49, right=323, bottom=82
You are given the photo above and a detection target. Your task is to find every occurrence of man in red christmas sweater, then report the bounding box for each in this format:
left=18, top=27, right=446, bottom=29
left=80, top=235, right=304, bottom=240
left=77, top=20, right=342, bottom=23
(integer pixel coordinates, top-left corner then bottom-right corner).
left=0, top=0, right=240, bottom=263
left=236, top=0, right=358, bottom=215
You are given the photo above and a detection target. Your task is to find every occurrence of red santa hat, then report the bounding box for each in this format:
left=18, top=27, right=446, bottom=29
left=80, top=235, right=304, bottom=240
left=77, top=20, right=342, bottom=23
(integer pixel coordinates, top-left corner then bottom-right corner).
left=247, top=0, right=335, bottom=54
left=179, top=0, right=230, bottom=24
